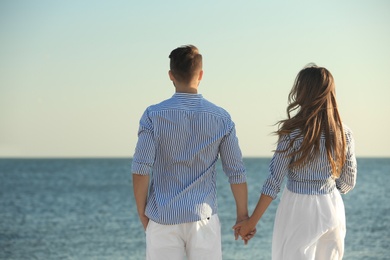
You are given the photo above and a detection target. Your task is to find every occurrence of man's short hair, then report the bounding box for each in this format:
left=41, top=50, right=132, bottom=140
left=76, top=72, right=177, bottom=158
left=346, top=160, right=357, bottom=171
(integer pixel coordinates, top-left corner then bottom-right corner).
left=169, top=45, right=202, bottom=83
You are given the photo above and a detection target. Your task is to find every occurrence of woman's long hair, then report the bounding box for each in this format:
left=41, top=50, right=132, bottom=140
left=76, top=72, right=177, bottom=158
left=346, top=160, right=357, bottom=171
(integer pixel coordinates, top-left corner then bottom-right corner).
left=276, top=64, right=346, bottom=177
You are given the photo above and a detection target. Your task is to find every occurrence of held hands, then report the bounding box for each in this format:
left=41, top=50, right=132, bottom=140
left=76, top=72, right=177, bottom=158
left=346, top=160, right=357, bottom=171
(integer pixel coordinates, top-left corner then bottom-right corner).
left=233, top=218, right=257, bottom=244
left=232, top=194, right=272, bottom=243
left=233, top=218, right=257, bottom=245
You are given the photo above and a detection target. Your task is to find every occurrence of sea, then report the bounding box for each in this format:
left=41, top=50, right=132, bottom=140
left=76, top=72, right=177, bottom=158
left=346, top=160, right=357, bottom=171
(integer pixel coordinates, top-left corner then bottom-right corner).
left=0, top=158, right=389, bottom=260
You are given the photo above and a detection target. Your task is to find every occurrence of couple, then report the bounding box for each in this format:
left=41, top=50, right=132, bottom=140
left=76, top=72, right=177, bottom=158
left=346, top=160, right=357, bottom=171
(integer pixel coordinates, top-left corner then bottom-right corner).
left=132, top=45, right=357, bottom=260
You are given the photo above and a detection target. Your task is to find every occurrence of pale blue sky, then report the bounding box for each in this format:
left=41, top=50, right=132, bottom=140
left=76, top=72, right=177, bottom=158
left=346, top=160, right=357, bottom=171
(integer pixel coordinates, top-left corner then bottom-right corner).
left=1, top=0, right=389, bottom=157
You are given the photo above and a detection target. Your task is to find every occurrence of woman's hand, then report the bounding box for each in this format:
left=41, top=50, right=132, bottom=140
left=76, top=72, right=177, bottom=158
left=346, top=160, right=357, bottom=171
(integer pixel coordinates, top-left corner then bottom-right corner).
left=233, top=219, right=257, bottom=244
left=233, top=219, right=257, bottom=242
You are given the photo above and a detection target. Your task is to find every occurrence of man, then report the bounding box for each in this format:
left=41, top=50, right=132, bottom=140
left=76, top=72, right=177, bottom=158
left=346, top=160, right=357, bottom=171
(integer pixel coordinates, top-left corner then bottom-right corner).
left=132, top=45, right=250, bottom=260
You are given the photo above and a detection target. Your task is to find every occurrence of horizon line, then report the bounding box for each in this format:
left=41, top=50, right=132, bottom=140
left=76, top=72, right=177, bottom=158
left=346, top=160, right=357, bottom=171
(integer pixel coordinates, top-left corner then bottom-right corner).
left=0, top=156, right=389, bottom=159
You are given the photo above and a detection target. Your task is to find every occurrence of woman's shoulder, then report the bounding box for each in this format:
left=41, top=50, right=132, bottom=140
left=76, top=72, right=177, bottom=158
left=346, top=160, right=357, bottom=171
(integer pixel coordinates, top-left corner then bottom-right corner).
left=342, top=123, right=355, bottom=143
left=289, top=128, right=302, bottom=139
left=342, top=123, right=353, bottom=134
left=278, top=129, right=302, bottom=144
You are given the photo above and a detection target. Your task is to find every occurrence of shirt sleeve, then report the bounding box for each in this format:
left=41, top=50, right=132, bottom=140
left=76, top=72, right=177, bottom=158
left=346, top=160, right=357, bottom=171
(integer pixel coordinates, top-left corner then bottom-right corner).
left=219, top=121, right=247, bottom=184
left=131, top=109, right=156, bottom=175
left=261, top=135, right=292, bottom=199
left=336, top=128, right=357, bottom=194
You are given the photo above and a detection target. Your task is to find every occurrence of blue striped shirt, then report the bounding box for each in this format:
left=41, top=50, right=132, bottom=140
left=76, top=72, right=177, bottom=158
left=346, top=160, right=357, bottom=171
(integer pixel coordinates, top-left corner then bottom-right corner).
left=262, top=125, right=357, bottom=199
left=132, top=93, right=246, bottom=225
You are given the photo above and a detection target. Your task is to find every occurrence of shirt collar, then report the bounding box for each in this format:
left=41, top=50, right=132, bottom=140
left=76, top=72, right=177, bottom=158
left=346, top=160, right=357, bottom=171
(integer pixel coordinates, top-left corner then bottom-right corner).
left=173, top=92, right=203, bottom=99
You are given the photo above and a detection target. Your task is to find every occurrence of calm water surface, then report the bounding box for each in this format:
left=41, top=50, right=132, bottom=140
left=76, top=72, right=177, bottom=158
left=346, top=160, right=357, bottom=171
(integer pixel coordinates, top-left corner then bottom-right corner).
left=0, top=158, right=389, bottom=259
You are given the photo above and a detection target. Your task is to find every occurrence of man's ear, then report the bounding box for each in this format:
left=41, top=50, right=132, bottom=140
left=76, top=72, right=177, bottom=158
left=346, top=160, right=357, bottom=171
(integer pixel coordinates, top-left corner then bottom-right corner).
left=198, top=70, right=203, bottom=81
left=169, top=70, right=175, bottom=81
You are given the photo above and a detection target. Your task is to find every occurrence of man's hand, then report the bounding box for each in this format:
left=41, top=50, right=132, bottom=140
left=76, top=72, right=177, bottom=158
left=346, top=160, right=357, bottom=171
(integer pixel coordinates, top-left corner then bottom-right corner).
left=133, top=174, right=150, bottom=231
left=139, top=214, right=149, bottom=231
left=233, top=219, right=257, bottom=244
left=234, top=218, right=257, bottom=245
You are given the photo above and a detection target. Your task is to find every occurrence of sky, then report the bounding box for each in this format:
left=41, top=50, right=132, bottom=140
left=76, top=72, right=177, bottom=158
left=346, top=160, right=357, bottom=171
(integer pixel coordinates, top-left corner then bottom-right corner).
left=1, top=0, right=389, bottom=158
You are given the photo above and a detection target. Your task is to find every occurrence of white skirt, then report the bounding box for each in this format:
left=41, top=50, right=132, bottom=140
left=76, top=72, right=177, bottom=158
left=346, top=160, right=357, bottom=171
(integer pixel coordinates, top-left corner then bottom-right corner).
left=272, top=187, right=346, bottom=260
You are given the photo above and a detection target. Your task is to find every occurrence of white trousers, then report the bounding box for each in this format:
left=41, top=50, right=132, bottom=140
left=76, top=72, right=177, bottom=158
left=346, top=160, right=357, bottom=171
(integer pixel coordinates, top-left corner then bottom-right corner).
left=272, top=188, right=346, bottom=260
left=145, top=215, right=222, bottom=260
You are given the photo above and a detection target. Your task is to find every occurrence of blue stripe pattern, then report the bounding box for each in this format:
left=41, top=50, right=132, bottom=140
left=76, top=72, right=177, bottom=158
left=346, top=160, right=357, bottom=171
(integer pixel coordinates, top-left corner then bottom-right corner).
left=262, top=125, right=357, bottom=199
left=132, top=93, right=246, bottom=225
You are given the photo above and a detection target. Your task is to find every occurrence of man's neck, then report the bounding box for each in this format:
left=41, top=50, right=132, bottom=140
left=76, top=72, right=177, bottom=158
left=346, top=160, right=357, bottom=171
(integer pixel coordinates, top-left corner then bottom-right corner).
left=174, top=82, right=199, bottom=94
left=175, top=87, right=198, bottom=94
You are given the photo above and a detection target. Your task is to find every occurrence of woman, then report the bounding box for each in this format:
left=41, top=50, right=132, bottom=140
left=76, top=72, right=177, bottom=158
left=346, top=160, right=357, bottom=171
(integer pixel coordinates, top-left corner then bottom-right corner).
left=234, top=64, right=357, bottom=259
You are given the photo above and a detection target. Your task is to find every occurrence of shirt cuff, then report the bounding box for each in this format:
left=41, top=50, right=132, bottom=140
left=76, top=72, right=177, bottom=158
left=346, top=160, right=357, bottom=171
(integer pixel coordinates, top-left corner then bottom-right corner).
left=131, top=162, right=152, bottom=175
left=228, top=173, right=247, bottom=184
left=261, top=186, right=278, bottom=200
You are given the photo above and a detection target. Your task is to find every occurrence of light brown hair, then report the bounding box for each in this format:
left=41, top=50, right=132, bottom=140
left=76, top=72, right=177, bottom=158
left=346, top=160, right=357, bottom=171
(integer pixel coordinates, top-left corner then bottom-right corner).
left=169, top=45, right=202, bottom=83
left=276, top=64, right=346, bottom=177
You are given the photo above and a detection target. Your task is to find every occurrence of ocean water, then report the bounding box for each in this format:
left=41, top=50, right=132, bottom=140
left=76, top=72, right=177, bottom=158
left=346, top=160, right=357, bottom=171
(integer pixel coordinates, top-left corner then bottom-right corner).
left=0, top=158, right=389, bottom=260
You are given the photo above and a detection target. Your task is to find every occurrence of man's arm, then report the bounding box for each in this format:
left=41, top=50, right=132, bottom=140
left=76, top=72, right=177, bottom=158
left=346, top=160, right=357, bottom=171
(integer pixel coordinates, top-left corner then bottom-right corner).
left=133, top=174, right=150, bottom=230
left=230, top=182, right=249, bottom=221
left=231, top=182, right=256, bottom=244
left=218, top=122, right=255, bottom=242
left=220, top=126, right=249, bottom=221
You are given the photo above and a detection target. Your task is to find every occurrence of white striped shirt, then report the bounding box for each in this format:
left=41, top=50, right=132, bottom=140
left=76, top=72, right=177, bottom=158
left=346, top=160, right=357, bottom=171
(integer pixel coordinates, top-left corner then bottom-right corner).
left=132, top=93, right=246, bottom=225
left=262, top=125, right=357, bottom=199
